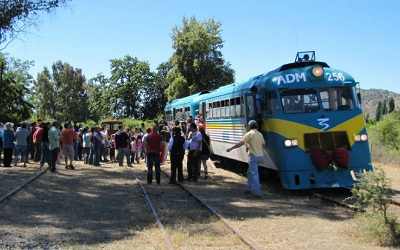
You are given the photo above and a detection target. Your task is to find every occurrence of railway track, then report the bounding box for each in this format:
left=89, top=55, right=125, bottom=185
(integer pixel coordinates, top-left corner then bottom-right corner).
left=131, top=168, right=261, bottom=249
left=1, top=159, right=399, bottom=249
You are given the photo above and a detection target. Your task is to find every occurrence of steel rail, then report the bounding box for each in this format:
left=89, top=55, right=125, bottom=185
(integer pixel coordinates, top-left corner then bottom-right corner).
left=161, top=170, right=261, bottom=250
left=131, top=172, right=174, bottom=250
left=0, top=168, right=48, bottom=203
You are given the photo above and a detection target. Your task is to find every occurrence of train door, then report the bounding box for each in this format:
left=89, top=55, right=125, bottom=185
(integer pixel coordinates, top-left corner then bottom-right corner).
left=244, top=93, right=257, bottom=126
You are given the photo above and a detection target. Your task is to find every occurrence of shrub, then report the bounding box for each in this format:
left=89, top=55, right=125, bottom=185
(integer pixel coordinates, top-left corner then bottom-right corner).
left=351, top=168, right=400, bottom=246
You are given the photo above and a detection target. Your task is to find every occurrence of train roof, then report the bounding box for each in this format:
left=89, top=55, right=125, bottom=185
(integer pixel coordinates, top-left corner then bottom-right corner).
left=165, top=90, right=211, bottom=110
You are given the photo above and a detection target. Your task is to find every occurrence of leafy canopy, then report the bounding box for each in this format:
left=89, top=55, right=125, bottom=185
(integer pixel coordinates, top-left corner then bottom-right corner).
left=165, top=17, right=234, bottom=102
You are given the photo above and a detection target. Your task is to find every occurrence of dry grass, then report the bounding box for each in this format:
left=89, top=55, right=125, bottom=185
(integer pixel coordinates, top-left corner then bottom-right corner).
left=0, top=159, right=398, bottom=249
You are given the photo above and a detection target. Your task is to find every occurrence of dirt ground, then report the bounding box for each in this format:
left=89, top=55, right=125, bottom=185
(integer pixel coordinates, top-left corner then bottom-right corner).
left=0, top=159, right=398, bottom=249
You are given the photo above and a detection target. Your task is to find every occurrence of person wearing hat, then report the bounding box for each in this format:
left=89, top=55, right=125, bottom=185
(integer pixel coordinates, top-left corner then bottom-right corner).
left=167, top=126, right=188, bottom=184
left=2, top=122, right=15, bottom=167
left=226, top=120, right=265, bottom=198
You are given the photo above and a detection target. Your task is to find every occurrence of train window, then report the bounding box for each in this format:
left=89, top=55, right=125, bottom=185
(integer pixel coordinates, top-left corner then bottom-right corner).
left=281, top=89, right=319, bottom=114
left=224, top=99, right=230, bottom=117
left=265, top=91, right=278, bottom=114
left=221, top=100, right=226, bottom=117
left=207, top=103, right=212, bottom=119
left=240, top=96, right=244, bottom=117
left=320, top=87, right=354, bottom=111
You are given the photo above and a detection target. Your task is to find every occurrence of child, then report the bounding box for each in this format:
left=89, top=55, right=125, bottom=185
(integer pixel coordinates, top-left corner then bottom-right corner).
left=130, top=137, right=137, bottom=164
left=135, top=135, right=143, bottom=164
left=109, top=134, right=116, bottom=163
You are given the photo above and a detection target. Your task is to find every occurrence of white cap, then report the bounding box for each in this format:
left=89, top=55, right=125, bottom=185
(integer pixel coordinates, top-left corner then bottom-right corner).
left=248, top=120, right=257, bottom=127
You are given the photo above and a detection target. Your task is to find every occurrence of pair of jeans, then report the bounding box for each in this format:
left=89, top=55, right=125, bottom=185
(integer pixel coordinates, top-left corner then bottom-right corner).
left=146, top=152, right=161, bottom=184
left=118, top=147, right=131, bottom=166
left=247, top=155, right=263, bottom=195
left=187, top=150, right=200, bottom=180
left=88, top=146, right=94, bottom=165
left=93, top=146, right=101, bottom=166
left=50, top=147, right=59, bottom=171
left=40, top=142, right=50, bottom=166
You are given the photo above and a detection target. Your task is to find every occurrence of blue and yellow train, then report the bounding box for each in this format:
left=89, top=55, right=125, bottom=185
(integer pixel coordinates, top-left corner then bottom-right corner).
left=165, top=51, right=373, bottom=189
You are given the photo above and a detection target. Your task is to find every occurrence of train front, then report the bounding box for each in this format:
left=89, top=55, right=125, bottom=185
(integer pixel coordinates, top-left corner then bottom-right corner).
left=262, top=51, right=373, bottom=189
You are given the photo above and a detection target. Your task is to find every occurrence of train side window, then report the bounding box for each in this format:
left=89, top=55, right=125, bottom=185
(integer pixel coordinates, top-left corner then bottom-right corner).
left=206, top=103, right=211, bottom=119
left=224, top=99, right=230, bottom=117
left=240, top=96, right=244, bottom=117
left=265, top=91, right=278, bottom=114
left=221, top=100, right=226, bottom=117
left=230, top=98, right=235, bottom=117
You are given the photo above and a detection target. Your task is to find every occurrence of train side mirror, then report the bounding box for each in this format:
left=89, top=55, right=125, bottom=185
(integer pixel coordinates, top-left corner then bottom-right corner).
left=357, top=93, right=361, bottom=104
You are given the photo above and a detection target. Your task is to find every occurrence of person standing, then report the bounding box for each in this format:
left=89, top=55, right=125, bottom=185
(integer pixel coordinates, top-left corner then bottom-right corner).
left=168, top=127, right=188, bottom=184
left=145, top=126, right=164, bottom=184
left=62, top=123, right=75, bottom=169
left=48, top=121, right=61, bottom=172
left=2, top=122, right=15, bottom=167
left=92, top=126, right=103, bottom=167
left=114, top=125, right=131, bottom=167
left=82, top=127, right=91, bottom=164
left=199, top=126, right=211, bottom=179
left=186, top=122, right=202, bottom=181
left=14, top=122, right=30, bottom=167
left=40, top=122, right=51, bottom=169
left=226, top=120, right=265, bottom=197
left=32, top=123, right=43, bottom=162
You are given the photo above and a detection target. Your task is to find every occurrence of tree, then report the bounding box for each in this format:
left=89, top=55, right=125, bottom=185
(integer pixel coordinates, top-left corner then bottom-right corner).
left=376, top=101, right=382, bottom=121
left=33, top=61, right=89, bottom=122
left=375, top=110, right=400, bottom=151
left=382, top=99, right=388, bottom=116
left=388, top=97, right=395, bottom=113
left=165, top=17, right=235, bottom=102
left=0, top=0, right=70, bottom=46
left=140, top=61, right=172, bottom=120
left=109, top=55, right=154, bottom=119
left=87, top=73, right=112, bottom=123
left=34, top=67, right=57, bottom=119
left=0, top=53, right=33, bottom=122
left=51, top=61, right=89, bottom=122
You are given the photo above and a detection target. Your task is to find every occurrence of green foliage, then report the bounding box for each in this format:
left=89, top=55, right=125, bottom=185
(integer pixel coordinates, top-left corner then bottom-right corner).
left=374, top=110, right=400, bottom=151
left=351, top=168, right=400, bottom=246
left=140, top=61, right=171, bottom=120
left=109, top=55, right=155, bottom=119
left=33, top=61, right=89, bottom=123
left=375, top=101, right=382, bottom=121
left=166, top=16, right=235, bottom=102
left=0, top=53, right=33, bottom=122
left=388, top=97, right=395, bottom=113
left=0, top=0, right=70, bottom=46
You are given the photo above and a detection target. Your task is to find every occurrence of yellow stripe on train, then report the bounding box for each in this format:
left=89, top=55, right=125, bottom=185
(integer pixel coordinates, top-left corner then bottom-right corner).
left=262, top=114, right=366, bottom=151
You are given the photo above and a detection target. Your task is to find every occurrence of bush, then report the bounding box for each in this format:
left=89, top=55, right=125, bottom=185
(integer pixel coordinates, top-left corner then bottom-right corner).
left=351, top=168, right=400, bottom=246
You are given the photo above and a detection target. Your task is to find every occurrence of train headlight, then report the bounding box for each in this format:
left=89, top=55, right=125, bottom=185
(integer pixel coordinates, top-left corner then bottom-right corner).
left=354, top=134, right=368, bottom=141
left=284, top=139, right=299, bottom=147
left=312, top=65, right=324, bottom=77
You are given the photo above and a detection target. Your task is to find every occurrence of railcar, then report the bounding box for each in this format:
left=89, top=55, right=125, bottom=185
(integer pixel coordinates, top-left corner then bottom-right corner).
left=165, top=51, right=373, bottom=189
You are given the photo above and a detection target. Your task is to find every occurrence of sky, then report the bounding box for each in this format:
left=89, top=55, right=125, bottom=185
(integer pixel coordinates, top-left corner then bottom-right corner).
left=3, top=0, right=400, bottom=94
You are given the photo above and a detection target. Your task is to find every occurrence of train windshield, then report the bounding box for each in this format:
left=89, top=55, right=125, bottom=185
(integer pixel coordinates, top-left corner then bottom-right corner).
left=320, top=87, right=354, bottom=111
left=281, top=89, right=319, bottom=113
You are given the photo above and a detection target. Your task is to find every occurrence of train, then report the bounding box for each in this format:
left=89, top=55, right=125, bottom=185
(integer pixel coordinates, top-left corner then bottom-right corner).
left=164, top=51, right=373, bottom=189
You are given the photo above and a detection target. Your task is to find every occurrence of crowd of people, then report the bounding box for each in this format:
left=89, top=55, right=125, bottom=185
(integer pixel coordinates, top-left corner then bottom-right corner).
left=0, top=116, right=213, bottom=183
left=0, top=115, right=265, bottom=197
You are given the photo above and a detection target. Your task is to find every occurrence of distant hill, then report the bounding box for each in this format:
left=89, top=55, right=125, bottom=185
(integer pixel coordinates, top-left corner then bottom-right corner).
left=360, top=89, right=400, bottom=119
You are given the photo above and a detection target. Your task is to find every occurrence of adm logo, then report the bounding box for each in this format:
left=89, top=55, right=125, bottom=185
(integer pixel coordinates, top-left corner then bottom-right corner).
left=317, top=118, right=330, bottom=130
